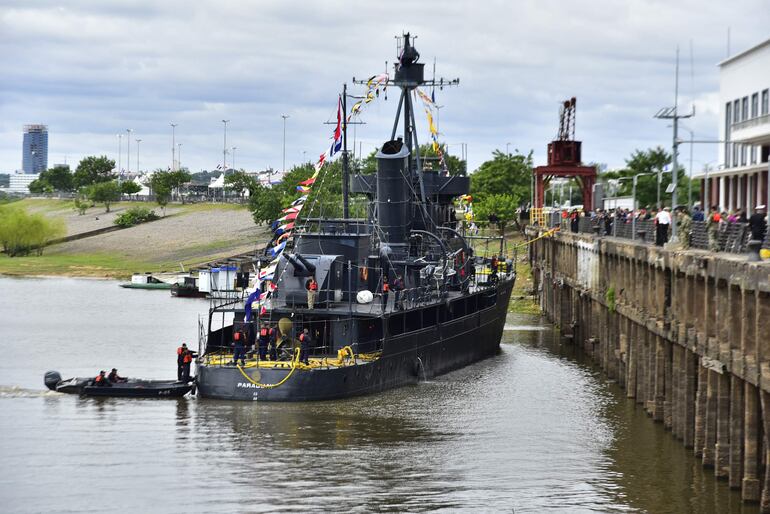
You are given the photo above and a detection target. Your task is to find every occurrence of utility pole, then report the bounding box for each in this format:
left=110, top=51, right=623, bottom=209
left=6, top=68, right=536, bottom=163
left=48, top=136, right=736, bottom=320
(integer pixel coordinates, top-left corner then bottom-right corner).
left=170, top=123, right=177, bottom=171
left=232, top=147, right=237, bottom=171
left=655, top=46, right=694, bottom=242
left=178, top=143, right=183, bottom=169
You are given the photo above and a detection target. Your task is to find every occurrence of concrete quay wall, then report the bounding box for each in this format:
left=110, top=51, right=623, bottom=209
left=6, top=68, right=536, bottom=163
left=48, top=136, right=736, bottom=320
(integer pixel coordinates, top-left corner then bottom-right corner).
left=529, top=230, right=770, bottom=508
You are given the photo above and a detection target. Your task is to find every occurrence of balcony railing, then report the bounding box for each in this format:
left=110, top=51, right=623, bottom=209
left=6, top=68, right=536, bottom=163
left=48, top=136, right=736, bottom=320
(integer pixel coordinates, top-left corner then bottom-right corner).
left=732, top=113, right=770, bottom=132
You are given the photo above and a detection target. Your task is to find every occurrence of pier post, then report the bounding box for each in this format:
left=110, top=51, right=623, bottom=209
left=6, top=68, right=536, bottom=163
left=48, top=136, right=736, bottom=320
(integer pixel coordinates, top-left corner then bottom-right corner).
left=715, top=372, right=731, bottom=478
left=694, top=363, right=707, bottom=458
left=683, top=349, right=696, bottom=448
left=703, top=369, right=717, bottom=467
left=664, top=340, right=673, bottom=429
left=728, top=375, right=744, bottom=487
left=760, top=390, right=770, bottom=511
left=654, top=336, right=665, bottom=422
left=743, top=382, right=761, bottom=502
left=672, top=345, right=682, bottom=438
left=625, top=320, right=637, bottom=399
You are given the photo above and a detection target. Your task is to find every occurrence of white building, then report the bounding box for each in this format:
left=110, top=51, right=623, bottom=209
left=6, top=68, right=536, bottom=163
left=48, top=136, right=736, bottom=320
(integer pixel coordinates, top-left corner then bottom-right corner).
left=4, top=172, right=40, bottom=194
left=700, top=37, right=770, bottom=214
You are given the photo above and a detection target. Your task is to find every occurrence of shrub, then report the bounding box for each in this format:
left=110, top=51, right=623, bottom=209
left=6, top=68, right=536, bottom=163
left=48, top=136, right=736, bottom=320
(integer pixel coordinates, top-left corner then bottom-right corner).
left=0, top=206, right=66, bottom=256
left=113, top=206, right=159, bottom=228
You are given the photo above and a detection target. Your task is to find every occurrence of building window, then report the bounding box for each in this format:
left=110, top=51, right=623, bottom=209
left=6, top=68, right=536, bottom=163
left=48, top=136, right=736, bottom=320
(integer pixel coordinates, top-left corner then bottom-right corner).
left=763, top=89, right=769, bottom=116
left=751, top=145, right=757, bottom=165
left=733, top=144, right=739, bottom=166
left=752, top=93, right=759, bottom=118
left=742, top=96, right=749, bottom=121
left=734, top=99, right=741, bottom=123
left=741, top=144, right=747, bottom=166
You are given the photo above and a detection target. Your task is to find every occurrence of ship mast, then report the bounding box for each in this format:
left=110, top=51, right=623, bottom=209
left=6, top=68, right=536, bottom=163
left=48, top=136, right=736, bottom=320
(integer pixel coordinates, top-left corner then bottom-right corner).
left=342, top=82, right=349, bottom=219
left=354, top=33, right=458, bottom=213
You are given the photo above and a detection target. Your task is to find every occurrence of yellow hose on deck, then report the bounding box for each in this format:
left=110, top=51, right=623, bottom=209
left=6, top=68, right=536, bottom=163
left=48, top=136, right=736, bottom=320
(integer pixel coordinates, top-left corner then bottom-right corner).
left=235, top=348, right=300, bottom=389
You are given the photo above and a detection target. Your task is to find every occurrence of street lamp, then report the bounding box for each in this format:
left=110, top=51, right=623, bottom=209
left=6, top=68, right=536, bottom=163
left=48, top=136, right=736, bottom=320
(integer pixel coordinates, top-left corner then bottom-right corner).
left=281, top=114, right=289, bottom=172
left=222, top=119, right=229, bottom=171
left=135, top=139, right=142, bottom=173
left=632, top=172, right=654, bottom=240
left=116, top=134, right=122, bottom=173
left=611, top=177, right=630, bottom=237
left=170, top=123, right=178, bottom=171
left=126, top=129, right=133, bottom=175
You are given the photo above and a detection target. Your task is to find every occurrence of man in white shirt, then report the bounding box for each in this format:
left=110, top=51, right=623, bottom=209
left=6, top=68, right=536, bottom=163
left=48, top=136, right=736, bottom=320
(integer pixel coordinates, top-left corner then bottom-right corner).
left=655, top=207, right=671, bottom=246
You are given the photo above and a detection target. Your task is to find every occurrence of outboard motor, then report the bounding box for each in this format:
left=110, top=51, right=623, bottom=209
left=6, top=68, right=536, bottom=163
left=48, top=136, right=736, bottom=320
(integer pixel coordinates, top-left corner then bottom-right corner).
left=44, top=370, right=62, bottom=391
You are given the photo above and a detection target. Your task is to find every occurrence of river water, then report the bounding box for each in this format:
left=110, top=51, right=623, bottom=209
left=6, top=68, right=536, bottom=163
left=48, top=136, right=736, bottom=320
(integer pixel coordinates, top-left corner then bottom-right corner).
left=0, top=277, right=756, bottom=513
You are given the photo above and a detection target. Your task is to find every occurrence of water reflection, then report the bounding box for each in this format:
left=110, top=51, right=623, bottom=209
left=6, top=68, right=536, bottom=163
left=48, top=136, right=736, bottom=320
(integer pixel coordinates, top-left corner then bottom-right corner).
left=0, top=278, right=759, bottom=512
left=508, top=313, right=756, bottom=514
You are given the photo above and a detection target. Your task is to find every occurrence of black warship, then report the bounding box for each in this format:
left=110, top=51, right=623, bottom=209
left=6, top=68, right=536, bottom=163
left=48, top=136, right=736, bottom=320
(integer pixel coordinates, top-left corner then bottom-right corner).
left=195, top=35, right=515, bottom=401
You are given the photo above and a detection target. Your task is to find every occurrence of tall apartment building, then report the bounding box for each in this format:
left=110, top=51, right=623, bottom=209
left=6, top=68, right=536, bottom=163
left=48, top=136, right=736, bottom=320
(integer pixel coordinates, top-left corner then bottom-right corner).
left=22, top=124, right=48, bottom=174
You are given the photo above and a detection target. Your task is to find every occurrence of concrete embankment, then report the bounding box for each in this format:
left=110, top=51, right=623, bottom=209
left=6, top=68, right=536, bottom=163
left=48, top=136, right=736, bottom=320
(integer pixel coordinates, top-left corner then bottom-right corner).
left=530, top=229, right=770, bottom=510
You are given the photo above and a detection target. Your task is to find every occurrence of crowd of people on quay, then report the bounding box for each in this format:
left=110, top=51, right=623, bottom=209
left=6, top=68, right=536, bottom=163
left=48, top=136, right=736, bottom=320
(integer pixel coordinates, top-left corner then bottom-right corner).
left=558, top=203, right=767, bottom=250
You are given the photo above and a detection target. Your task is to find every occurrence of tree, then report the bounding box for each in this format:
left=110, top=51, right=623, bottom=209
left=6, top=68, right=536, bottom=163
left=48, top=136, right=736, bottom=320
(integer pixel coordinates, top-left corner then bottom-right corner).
left=44, top=165, right=75, bottom=192
left=28, top=178, right=53, bottom=194
left=166, top=169, right=192, bottom=202
left=249, top=183, right=284, bottom=225
left=73, top=156, right=116, bottom=188
left=86, top=181, right=121, bottom=212
left=120, top=180, right=142, bottom=197
left=0, top=205, right=65, bottom=256
left=149, top=172, right=172, bottom=215
left=27, top=165, right=74, bottom=194
left=602, top=147, right=699, bottom=209
left=470, top=150, right=533, bottom=206
left=224, top=170, right=257, bottom=202
left=473, top=194, right=519, bottom=235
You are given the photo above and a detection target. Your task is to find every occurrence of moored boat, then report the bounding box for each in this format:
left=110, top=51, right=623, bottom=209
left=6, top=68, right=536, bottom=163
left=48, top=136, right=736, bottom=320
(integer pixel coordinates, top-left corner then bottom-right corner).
left=119, top=272, right=173, bottom=290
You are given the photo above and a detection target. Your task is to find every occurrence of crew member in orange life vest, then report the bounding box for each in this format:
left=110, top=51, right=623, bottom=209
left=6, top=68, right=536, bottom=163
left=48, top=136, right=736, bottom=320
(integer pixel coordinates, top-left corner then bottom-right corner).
left=94, top=370, right=111, bottom=387
left=232, top=330, right=246, bottom=367
left=258, top=323, right=270, bottom=360
left=381, top=276, right=390, bottom=310
left=299, top=328, right=312, bottom=365
left=176, top=343, right=188, bottom=381
left=307, top=276, right=318, bottom=309
left=181, top=346, right=198, bottom=382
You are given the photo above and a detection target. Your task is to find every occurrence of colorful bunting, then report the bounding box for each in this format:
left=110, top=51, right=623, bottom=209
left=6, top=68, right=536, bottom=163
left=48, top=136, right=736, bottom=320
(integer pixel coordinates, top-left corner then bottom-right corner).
left=258, top=76, right=388, bottom=310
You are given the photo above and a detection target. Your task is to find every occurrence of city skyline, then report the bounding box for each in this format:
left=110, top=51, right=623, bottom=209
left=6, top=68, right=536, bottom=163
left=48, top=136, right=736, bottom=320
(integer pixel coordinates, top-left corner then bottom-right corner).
left=1, top=1, right=769, bottom=176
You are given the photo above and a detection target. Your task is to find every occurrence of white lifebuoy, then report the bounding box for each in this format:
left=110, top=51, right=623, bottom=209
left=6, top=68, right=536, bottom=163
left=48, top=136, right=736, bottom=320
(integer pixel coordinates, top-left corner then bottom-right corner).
left=356, top=290, right=374, bottom=304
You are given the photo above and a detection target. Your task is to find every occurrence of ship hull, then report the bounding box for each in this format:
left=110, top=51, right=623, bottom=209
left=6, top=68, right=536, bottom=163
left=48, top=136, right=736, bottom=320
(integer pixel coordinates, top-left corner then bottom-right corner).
left=196, top=277, right=514, bottom=401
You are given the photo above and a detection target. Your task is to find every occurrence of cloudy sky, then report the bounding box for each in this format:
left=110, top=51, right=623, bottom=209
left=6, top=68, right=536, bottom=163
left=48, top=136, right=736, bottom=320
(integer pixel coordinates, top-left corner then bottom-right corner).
left=1, top=0, right=768, bottom=176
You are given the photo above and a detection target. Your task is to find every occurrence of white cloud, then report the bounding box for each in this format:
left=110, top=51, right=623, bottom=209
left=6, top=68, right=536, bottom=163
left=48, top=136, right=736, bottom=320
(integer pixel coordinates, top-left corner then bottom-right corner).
left=0, top=0, right=768, bottom=175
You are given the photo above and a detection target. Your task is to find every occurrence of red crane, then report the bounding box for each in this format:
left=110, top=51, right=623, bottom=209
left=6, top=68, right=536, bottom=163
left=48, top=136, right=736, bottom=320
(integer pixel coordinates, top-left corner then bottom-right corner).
left=533, top=98, right=597, bottom=211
